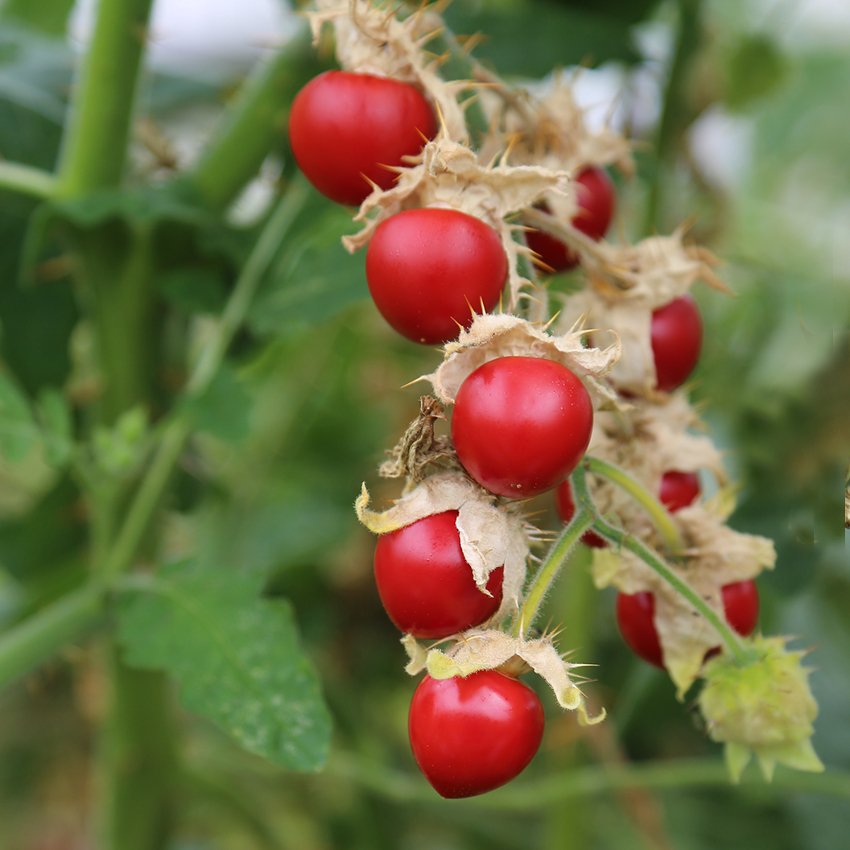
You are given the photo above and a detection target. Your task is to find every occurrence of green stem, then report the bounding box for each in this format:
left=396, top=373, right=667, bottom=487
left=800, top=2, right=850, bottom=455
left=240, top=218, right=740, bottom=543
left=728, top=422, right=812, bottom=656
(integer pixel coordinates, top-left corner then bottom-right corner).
left=97, top=648, right=178, bottom=850
left=514, top=510, right=594, bottom=637
left=585, top=456, right=685, bottom=554
left=56, top=0, right=155, bottom=196
left=0, top=584, right=104, bottom=688
left=188, top=27, right=321, bottom=212
left=643, top=0, right=701, bottom=233
left=0, top=160, right=56, bottom=199
left=572, top=466, right=750, bottom=663
left=328, top=751, right=850, bottom=808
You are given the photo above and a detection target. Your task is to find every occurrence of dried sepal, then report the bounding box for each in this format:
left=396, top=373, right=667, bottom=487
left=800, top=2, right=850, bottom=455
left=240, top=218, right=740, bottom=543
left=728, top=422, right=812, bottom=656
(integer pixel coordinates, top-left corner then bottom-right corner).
left=403, top=629, right=605, bottom=725
left=423, top=313, right=621, bottom=408
left=592, top=513, right=776, bottom=695
left=699, top=636, right=823, bottom=781
left=343, top=133, right=571, bottom=308
left=355, top=473, right=529, bottom=620
left=308, top=0, right=469, bottom=140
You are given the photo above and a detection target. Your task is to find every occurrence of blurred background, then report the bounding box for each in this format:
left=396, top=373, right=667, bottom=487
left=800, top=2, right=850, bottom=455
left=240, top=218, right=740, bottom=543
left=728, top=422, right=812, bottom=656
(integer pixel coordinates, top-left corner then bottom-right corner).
left=0, top=0, right=847, bottom=847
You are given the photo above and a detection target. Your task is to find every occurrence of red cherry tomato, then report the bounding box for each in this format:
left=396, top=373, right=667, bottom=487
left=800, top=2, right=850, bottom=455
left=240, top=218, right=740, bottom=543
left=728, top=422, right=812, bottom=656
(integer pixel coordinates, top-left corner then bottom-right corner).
left=616, top=579, right=759, bottom=669
left=452, top=356, right=594, bottom=499
left=650, top=296, right=703, bottom=392
left=554, top=479, right=607, bottom=548
left=289, top=71, right=436, bottom=206
left=366, top=208, right=507, bottom=344
left=658, top=470, right=701, bottom=513
left=408, top=670, right=545, bottom=798
left=525, top=167, right=615, bottom=273
left=373, top=511, right=504, bottom=639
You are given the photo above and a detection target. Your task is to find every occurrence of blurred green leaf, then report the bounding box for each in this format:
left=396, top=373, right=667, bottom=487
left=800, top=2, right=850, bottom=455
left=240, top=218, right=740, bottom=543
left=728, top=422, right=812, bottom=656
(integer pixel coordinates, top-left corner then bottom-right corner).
left=185, top=365, right=253, bottom=444
left=0, top=372, right=38, bottom=461
left=724, top=35, right=787, bottom=112
left=2, top=0, right=75, bottom=36
left=92, top=407, right=149, bottom=477
left=118, top=560, right=332, bottom=771
left=35, top=387, right=73, bottom=468
left=158, top=267, right=229, bottom=316
left=248, top=205, right=366, bottom=338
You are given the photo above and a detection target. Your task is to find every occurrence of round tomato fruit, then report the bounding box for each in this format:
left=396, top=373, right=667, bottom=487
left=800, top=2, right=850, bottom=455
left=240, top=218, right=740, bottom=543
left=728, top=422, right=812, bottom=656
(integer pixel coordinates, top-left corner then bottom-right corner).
left=659, top=470, right=701, bottom=513
left=289, top=71, right=436, bottom=206
left=452, top=356, right=594, bottom=499
left=650, top=296, right=703, bottom=392
left=616, top=579, right=759, bottom=668
left=408, top=670, right=545, bottom=798
left=555, top=479, right=607, bottom=548
left=526, top=167, right=615, bottom=273
left=366, top=208, right=507, bottom=344
left=373, top=511, right=504, bottom=639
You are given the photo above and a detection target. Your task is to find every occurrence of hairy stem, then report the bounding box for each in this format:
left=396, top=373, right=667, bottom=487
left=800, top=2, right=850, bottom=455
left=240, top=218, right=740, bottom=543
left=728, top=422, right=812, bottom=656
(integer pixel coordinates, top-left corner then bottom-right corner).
left=56, top=0, right=155, bottom=195
left=585, top=456, right=686, bottom=554
left=514, top=509, right=594, bottom=637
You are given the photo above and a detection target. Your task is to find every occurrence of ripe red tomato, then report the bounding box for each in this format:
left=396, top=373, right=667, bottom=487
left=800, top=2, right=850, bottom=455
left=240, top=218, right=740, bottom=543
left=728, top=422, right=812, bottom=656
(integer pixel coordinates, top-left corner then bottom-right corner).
left=366, top=208, right=507, bottom=344
left=650, top=296, right=703, bottom=392
left=288, top=71, right=436, bottom=206
left=525, top=167, right=615, bottom=273
left=452, top=356, right=594, bottom=499
left=408, top=670, right=545, bottom=798
left=554, top=479, right=607, bottom=548
left=373, top=511, right=504, bottom=639
left=659, top=470, right=701, bottom=513
left=616, top=579, right=759, bottom=668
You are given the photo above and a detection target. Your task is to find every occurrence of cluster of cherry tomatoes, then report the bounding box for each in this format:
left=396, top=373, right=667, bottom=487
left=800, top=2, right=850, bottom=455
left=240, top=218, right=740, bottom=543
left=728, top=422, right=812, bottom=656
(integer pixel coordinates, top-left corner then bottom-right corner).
left=289, top=67, right=757, bottom=798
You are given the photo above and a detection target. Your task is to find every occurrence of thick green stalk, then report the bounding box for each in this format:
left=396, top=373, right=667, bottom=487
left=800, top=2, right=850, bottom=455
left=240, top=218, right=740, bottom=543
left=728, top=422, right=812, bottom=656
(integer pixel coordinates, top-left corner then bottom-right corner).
left=585, top=456, right=686, bottom=554
left=0, top=160, right=56, bottom=199
left=572, top=466, right=750, bottom=663
left=0, top=584, right=103, bottom=688
left=56, top=0, right=155, bottom=195
left=97, top=651, right=178, bottom=850
left=513, top=510, right=594, bottom=637
left=188, top=28, right=321, bottom=212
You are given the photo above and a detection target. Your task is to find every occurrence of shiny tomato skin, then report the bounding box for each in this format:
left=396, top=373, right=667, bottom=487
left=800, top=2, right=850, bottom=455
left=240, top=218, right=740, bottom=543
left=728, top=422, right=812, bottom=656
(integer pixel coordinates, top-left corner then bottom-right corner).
left=650, top=296, right=703, bottom=392
left=289, top=71, right=436, bottom=206
left=526, top=167, right=615, bottom=273
left=616, top=580, right=760, bottom=669
left=554, top=479, right=607, bottom=548
left=451, top=357, right=594, bottom=500
left=408, top=671, right=545, bottom=798
left=659, top=470, right=701, bottom=513
left=366, top=208, right=507, bottom=344
left=373, top=511, right=504, bottom=639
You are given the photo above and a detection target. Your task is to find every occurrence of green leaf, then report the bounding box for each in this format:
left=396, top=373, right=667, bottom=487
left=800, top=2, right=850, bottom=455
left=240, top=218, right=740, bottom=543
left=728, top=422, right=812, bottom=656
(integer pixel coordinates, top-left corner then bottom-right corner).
left=3, top=0, right=75, bottom=36
left=0, top=372, right=38, bottom=461
left=92, top=407, right=149, bottom=477
left=248, top=205, right=366, bottom=338
left=184, top=365, right=253, bottom=443
left=35, top=387, right=73, bottom=468
left=724, top=35, right=788, bottom=112
left=158, top=268, right=229, bottom=316
left=117, top=561, right=332, bottom=771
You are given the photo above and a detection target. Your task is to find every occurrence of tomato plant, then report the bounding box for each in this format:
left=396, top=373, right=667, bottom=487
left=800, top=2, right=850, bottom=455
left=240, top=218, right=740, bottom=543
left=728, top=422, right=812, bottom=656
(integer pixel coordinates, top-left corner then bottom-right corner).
left=451, top=357, right=594, bottom=499
left=373, top=511, right=504, bottom=638
left=289, top=70, right=436, bottom=205
left=366, top=208, right=507, bottom=343
left=408, top=670, right=545, bottom=798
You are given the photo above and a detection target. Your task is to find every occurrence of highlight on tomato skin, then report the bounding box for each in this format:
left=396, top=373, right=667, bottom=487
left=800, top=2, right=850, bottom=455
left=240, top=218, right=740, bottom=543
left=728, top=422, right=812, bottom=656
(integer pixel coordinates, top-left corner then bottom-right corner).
left=650, top=295, right=703, bottom=392
left=365, top=208, right=508, bottom=345
left=451, top=356, right=594, bottom=500
left=525, top=166, right=615, bottom=273
left=616, top=580, right=760, bottom=669
left=288, top=70, right=437, bottom=206
left=373, top=511, right=504, bottom=639
left=408, top=670, right=545, bottom=798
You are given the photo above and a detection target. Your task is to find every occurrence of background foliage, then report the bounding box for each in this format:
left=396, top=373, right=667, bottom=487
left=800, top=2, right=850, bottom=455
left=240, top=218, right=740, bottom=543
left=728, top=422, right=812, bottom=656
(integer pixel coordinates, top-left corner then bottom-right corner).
left=0, top=0, right=847, bottom=848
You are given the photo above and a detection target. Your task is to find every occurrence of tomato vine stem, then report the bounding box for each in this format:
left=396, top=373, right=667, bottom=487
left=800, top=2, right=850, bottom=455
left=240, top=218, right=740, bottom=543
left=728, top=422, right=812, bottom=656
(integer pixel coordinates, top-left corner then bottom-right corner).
left=0, top=160, right=56, bottom=200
